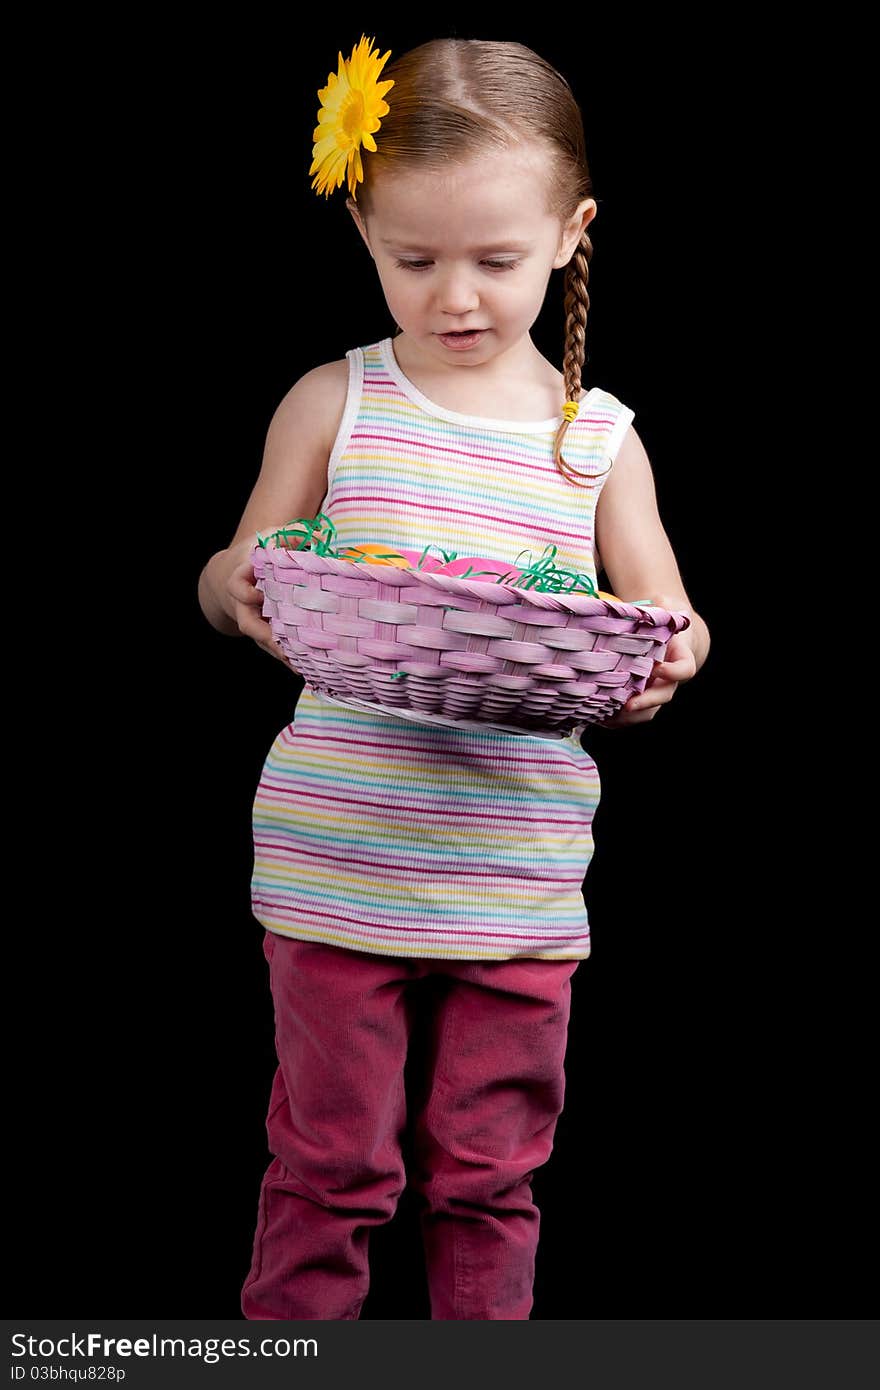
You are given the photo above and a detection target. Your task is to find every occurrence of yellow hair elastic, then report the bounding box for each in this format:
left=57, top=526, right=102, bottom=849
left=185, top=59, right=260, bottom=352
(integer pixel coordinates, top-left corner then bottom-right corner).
left=561, top=400, right=580, bottom=423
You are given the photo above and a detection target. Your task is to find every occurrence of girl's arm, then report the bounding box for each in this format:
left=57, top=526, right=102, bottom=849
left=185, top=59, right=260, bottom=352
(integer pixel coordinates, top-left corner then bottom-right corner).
left=594, top=425, right=710, bottom=724
left=197, top=360, right=348, bottom=658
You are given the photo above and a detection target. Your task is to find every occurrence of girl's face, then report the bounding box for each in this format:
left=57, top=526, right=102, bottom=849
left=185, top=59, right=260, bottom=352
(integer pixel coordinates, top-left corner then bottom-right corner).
left=347, top=145, right=596, bottom=368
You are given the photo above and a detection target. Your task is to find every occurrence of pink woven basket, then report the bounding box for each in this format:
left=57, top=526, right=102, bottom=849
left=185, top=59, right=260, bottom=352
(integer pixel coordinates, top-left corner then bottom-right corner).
left=252, top=546, right=691, bottom=739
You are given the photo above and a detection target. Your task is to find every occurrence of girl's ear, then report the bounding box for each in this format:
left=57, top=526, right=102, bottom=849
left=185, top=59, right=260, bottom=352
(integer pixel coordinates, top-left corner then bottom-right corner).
left=346, top=197, right=374, bottom=258
left=553, top=198, right=598, bottom=269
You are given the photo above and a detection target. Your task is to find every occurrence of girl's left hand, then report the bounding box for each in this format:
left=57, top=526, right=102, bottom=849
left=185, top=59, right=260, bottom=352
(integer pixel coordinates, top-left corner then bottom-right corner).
left=598, top=596, right=698, bottom=729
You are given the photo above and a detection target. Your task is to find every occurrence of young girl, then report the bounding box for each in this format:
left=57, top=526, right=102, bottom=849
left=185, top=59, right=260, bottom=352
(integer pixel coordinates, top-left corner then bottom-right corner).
left=198, top=35, right=710, bottom=1321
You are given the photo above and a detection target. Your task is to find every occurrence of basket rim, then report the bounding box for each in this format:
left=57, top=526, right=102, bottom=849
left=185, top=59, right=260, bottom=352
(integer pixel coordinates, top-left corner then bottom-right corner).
left=251, top=544, right=690, bottom=627
left=315, top=691, right=575, bottom=740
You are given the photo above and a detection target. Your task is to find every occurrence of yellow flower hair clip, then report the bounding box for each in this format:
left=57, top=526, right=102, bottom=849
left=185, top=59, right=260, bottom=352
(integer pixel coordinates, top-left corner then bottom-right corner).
left=309, top=34, right=394, bottom=201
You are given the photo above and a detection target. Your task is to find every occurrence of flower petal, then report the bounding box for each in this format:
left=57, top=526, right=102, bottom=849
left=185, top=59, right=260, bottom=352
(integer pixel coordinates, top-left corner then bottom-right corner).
left=309, top=35, right=393, bottom=199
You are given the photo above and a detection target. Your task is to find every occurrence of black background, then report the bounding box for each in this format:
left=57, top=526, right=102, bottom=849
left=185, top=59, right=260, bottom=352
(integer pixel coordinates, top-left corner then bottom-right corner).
left=11, top=14, right=858, bottom=1319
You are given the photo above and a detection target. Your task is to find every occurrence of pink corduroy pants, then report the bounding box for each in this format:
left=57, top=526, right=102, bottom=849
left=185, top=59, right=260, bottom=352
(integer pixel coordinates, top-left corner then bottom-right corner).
left=241, top=929, right=580, bottom=1321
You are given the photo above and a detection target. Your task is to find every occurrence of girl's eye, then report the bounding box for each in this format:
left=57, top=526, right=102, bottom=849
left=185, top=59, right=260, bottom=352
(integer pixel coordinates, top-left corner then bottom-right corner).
left=394, top=259, right=519, bottom=272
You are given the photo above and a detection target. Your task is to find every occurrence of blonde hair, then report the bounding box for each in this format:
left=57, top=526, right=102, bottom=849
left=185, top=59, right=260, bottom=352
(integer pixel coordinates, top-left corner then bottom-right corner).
left=352, top=37, right=607, bottom=487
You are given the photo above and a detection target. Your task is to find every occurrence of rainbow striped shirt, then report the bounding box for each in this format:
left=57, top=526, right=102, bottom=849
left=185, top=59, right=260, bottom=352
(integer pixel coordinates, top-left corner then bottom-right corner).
left=251, top=336, right=635, bottom=960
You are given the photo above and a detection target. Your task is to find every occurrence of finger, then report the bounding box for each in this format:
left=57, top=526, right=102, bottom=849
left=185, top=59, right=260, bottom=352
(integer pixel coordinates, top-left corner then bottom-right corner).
left=259, top=638, right=289, bottom=664
left=599, top=702, right=656, bottom=728
left=652, top=656, right=694, bottom=681
left=599, top=709, right=655, bottom=729
left=228, top=558, right=255, bottom=577
left=228, top=576, right=263, bottom=605
left=627, top=683, right=675, bottom=711
left=264, top=634, right=289, bottom=665
left=236, top=611, right=279, bottom=650
left=595, top=673, right=682, bottom=726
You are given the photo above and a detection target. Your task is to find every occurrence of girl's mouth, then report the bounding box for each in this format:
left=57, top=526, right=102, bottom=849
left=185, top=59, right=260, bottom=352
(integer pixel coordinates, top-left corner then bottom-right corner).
left=437, top=330, right=486, bottom=350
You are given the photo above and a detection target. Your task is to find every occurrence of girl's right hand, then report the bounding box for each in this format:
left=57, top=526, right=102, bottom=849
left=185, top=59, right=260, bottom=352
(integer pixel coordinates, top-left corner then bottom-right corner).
left=226, top=553, right=290, bottom=666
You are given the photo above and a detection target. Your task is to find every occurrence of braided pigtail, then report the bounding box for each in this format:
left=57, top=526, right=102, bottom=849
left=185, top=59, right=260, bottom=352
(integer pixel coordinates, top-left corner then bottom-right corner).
left=553, top=228, right=609, bottom=487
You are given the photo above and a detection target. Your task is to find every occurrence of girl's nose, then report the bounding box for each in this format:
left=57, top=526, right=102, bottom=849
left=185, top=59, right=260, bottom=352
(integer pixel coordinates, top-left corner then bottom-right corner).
left=436, top=268, right=480, bottom=316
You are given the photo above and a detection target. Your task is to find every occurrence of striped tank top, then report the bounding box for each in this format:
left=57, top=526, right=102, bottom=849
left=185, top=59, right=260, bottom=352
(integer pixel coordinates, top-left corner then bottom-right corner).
left=251, top=336, right=635, bottom=960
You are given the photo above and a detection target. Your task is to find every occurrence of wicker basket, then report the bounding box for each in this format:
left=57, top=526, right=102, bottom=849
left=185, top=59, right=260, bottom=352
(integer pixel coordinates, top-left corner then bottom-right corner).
left=252, top=546, right=691, bottom=739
